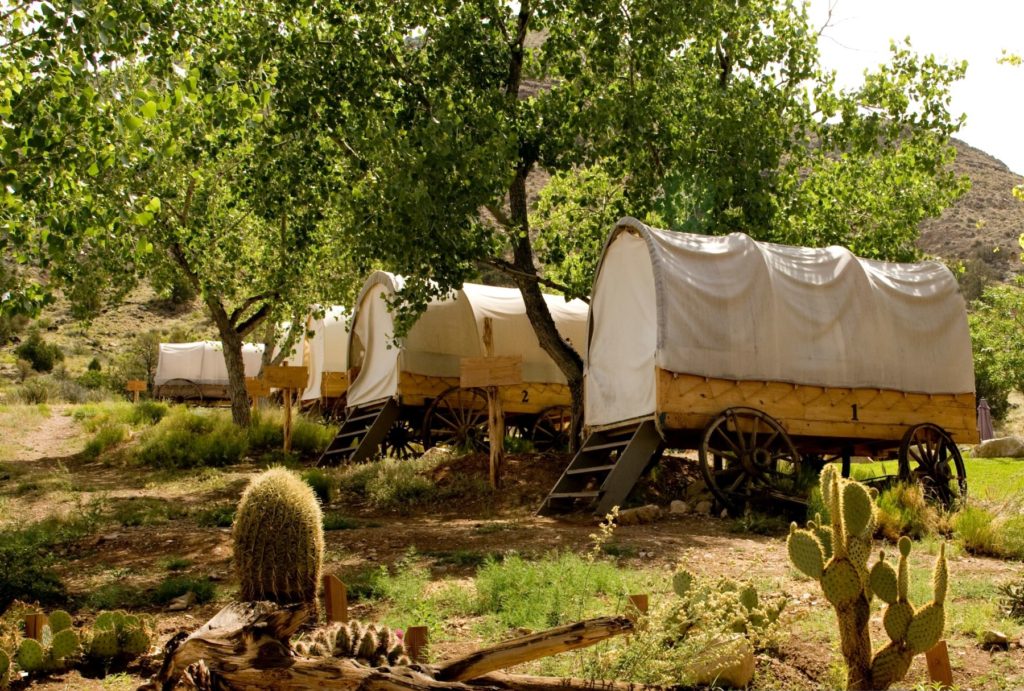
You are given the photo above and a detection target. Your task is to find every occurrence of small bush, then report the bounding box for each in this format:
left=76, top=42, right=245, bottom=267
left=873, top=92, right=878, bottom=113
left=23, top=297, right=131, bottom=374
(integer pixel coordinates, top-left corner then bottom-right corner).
left=302, top=468, right=335, bottom=505
left=136, top=408, right=248, bottom=468
left=153, top=575, right=216, bottom=605
left=248, top=409, right=336, bottom=457
left=87, top=357, right=102, bottom=372
left=875, top=483, right=940, bottom=541
left=83, top=423, right=129, bottom=459
left=131, top=400, right=168, bottom=426
left=322, top=512, right=359, bottom=530
left=955, top=505, right=1001, bottom=556
left=14, top=331, right=64, bottom=372
left=18, top=376, right=59, bottom=404
left=366, top=460, right=436, bottom=511
left=162, top=557, right=192, bottom=571
left=76, top=370, right=108, bottom=390
left=195, top=504, right=236, bottom=528
left=999, top=577, right=1024, bottom=621
left=84, top=583, right=148, bottom=610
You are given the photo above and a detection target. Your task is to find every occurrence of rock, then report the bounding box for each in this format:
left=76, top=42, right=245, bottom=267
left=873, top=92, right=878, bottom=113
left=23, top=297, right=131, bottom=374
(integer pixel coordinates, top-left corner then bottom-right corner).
left=682, top=634, right=756, bottom=688
left=982, top=630, right=1010, bottom=651
left=669, top=500, right=689, bottom=515
left=617, top=504, right=662, bottom=526
left=685, top=482, right=706, bottom=500
left=167, top=591, right=197, bottom=612
left=695, top=500, right=713, bottom=515
left=973, top=436, right=1024, bottom=458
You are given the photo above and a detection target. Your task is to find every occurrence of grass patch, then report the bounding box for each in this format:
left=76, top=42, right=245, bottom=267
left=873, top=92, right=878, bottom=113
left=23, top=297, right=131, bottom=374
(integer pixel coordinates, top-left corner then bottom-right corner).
left=322, top=512, right=360, bottom=531
left=153, top=575, right=217, bottom=605
left=874, top=483, right=941, bottom=541
left=954, top=505, right=1024, bottom=559
left=161, top=557, right=193, bottom=571
left=195, top=503, right=236, bottom=528
left=135, top=407, right=248, bottom=468
left=336, top=452, right=489, bottom=514
left=109, top=497, right=190, bottom=527
left=427, top=549, right=496, bottom=568
left=729, top=511, right=790, bottom=536
left=302, top=468, right=335, bottom=504
left=83, top=423, right=129, bottom=459
left=248, top=409, right=337, bottom=457
left=83, top=582, right=149, bottom=610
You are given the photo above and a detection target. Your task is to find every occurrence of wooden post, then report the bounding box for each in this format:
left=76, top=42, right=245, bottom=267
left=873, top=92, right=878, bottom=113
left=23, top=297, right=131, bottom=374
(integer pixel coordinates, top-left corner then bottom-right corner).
left=25, top=612, right=47, bottom=640
left=405, top=626, right=429, bottom=663
left=925, top=640, right=953, bottom=689
left=283, top=388, right=293, bottom=453
left=322, top=574, right=348, bottom=623
left=482, top=318, right=505, bottom=490
left=126, top=379, right=147, bottom=403
left=627, top=594, right=649, bottom=619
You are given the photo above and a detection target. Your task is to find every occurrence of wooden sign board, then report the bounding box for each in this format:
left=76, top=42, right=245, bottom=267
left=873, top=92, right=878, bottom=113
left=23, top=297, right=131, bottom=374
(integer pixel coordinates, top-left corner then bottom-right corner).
left=460, top=356, right=522, bottom=389
left=321, top=371, right=348, bottom=398
left=126, top=379, right=148, bottom=393
left=264, top=365, right=308, bottom=390
left=245, top=377, right=271, bottom=398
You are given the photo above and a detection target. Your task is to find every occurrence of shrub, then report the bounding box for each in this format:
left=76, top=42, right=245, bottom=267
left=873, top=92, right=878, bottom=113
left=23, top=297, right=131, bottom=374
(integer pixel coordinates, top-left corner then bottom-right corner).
left=76, top=370, right=109, bottom=390
left=83, top=424, right=129, bottom=459
left=131, top=400, right=168, bottom=426
left=17, top=376, right=60, bottom=404
left=875, top=483, right=940, bottom=541
left=954, top=505, right=1001, bottom=557
left=87, top=357, right=102, bottom=372
left=195, top=504, right=236, bottom=528
left=153, top=576, right=216, bottom=605
left=365, top=460, right=435, bottom=512
left=248, top=409, right=336, bottom=457
left=136, top=408, right=247, bottom=468
left=14, top=331, right=64, bottom=372
left=998, top=576, right=1024, bottom=621
left=15, top=358, right=32, bottom=382
left=301, top=468, right=335, bottom=505
left=322, top=512, right=359, bottom=531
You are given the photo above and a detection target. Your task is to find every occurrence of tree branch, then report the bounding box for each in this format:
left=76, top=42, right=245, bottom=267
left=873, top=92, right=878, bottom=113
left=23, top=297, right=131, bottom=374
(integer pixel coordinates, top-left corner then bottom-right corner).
left=230, top=291, right=278, bottom=326
left=236, top=302, right=273, bottom=338
left=484, top=203, right=513, bottom=230
left=482, top=257, right=588, bottom=303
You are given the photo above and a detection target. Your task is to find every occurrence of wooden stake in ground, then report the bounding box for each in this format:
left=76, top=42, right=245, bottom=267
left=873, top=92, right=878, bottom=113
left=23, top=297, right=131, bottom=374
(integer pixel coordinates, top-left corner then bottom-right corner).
left=925, top=640, right=953, bottom=689
left=460, top=321, right=522, bottom=491
left=151, top=603, right=645, bottom=691
left=263, top=365, right=308, bottom=453
left=245, top=377, right=270, bottom=414
left=24, top=613, right=47, bottom=641
left=322, top=574, right=348, bottom=623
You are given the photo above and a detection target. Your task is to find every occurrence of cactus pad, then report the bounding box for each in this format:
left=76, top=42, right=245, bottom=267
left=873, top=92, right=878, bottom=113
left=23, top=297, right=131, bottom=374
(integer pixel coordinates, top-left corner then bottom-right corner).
left=48, top=611, right=73, bottom=633
left=869, top=641, right=912, bottom=690
left=88, top=629, right=119, bottom=659
left=883, top=601, right=914, bottom=641
left=869, top=558, right=899, bottom=604
left=787, top=527, right=825, bottom=579
left=50, top=629, right=80, bottom=662
left=906, top=603, right=944, bottom=655
left=821, top=560, right=861, bottom=607
left=672, top=569, right=694, bottom=597
left=932, top=542, right=948, bottom=605
left=841, top=482, right=874, bottom=539
left=16, top=639, right=45, bottom=673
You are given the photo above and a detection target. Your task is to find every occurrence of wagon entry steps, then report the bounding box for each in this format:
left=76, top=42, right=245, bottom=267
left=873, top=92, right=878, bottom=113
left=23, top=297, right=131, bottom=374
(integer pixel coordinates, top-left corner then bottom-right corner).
left=537, top=419, right=664, bottom=516
left=317, top=398, right=399, bottom=466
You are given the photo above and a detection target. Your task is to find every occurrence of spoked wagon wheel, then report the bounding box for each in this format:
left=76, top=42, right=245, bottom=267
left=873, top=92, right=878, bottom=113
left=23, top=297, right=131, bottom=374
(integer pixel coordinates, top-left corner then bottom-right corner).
left=898, top=423, right=967, bottom=507
left=698, top=407, right=803, bottom=514
left=532, top=406, right=572, bottom=451
left=381, top=418, right=423, bottom=460
left=422, top=387, right=490, bottom=453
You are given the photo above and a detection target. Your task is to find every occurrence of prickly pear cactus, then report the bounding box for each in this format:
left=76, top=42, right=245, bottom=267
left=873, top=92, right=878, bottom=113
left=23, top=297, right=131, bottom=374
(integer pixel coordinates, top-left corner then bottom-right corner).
left=16, top=638, right=46, bottom=673
left=15, top=619, right=80, bottom=674
left=293, top=620, right=409, bottom=666
left=0, top=648, right=10, bottom=689
left=86, top=610, right=155, bottom=661
left=667, top=568, right=786, bottom=644
left=787, top=467, right=949, bottom=690
left=233, top=468, right=324, bottom=611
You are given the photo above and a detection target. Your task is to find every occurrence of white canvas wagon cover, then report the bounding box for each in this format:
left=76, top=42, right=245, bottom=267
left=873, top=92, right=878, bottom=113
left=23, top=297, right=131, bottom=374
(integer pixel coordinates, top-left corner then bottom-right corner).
left=154, top=341, right=265, bottom=386
left=347, top=271, right=588, bottom=408
left=280, top=306, right=349, bottom=400
left=586, top=218, right=974, bottom=427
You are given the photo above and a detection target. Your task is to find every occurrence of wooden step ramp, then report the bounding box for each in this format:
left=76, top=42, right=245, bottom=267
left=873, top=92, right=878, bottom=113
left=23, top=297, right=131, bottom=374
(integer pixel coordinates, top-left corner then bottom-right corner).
left=537, top=419, right=664, bottom=516
left=317, top=398, right=399, bottom=466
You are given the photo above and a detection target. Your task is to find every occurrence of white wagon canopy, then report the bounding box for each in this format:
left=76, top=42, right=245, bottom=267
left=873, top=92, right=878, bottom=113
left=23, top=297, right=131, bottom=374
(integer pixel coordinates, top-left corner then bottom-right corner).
left=280, top=306, right=350, bottom=402
left=586, top=217, right=975, bottom=433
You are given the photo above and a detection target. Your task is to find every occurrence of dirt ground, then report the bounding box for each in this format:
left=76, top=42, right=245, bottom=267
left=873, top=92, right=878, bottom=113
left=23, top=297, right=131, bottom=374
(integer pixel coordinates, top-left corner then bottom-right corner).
left=2, top=407, right=1024, bottom=690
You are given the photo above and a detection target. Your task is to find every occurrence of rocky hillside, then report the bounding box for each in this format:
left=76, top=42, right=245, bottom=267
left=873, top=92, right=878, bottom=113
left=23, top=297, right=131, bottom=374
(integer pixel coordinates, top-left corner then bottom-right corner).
left=918, top=138, right=1024, bottom=280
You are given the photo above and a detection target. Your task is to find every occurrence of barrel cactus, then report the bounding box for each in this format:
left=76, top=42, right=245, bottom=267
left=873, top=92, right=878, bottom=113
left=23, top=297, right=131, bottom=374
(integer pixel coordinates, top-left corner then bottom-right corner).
left=233, top=468, right=324, bottom=611
left=294, top=620, right=409, bottom=666
left=788, top=466, right=948, bottom=690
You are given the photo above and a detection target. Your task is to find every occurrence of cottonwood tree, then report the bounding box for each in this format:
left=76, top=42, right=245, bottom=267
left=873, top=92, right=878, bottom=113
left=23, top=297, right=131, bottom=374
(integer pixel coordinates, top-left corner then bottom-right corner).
left=297, top=0, right=968, bottom=440
left=1, top=1, right=358, bottom=425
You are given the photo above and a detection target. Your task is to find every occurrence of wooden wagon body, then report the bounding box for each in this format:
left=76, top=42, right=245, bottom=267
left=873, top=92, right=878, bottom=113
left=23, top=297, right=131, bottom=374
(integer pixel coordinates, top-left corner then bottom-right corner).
left=540, top=218, right=978, bottom=515
left=318, top=271, right=587, bottom=464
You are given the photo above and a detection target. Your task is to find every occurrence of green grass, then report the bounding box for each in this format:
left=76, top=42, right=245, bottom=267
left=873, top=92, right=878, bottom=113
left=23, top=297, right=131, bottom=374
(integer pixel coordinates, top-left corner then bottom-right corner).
left=195, top=504, right=236, bottom=528
left=152, top=575, right=216, bottom=605
left=108, top=497, right=190, bottom=527
left=322, top=512, right=360, bottom=531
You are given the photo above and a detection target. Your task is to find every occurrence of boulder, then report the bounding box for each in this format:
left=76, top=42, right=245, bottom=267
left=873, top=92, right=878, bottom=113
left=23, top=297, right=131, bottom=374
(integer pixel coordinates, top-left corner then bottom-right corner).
left=695, top=500, right=714, bottom=516
left=973, top=436, right=1024, bottom=458
left=683, top=634, right=756, bottom=688
left=669, top=500, right=690, bottom=515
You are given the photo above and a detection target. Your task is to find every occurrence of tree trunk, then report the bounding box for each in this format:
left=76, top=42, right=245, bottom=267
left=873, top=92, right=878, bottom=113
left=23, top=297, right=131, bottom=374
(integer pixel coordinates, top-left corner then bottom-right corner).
left=206, top=298, right=253, bottom=427
left=507, top=169, right=586, bottom=450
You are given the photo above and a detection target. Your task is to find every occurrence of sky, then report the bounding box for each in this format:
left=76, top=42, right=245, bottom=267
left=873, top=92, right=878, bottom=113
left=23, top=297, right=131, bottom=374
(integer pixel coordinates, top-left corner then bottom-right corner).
left=806, top=0, right=1024, bottom=175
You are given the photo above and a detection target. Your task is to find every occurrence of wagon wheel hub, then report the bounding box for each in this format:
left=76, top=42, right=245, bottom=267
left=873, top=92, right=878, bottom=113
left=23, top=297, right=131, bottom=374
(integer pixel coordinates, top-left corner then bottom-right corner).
left=898, top=423, right=966, bottom=508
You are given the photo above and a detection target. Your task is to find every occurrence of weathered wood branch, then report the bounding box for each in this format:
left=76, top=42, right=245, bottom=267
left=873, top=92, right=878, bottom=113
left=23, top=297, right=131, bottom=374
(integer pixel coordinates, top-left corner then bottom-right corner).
left=436, top=617, right=633, bottom=682
left=147, top=604, right=644, bottom=691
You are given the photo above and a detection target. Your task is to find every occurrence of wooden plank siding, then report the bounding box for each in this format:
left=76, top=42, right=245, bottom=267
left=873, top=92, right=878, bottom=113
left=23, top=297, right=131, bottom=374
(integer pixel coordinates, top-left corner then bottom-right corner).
left=398, top=371, right=571, bottom=416
left=656, top=369, right=978, bottom=446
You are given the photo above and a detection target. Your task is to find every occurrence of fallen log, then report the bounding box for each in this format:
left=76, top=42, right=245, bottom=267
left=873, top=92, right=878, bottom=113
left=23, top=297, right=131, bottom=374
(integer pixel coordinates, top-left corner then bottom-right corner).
left=145, top=603, right=651, bottom=691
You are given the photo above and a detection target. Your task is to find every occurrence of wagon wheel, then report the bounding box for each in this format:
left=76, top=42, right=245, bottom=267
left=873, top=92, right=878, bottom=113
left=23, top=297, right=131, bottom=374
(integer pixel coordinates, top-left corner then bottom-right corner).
left=422, top=387, right=490, bottom=453
left=532, top=406, right=572, bottom=451
left=381, top=418, right=423, bottom=460
left=698, top=407, right=803, bottom=514
left=898, top=423, right=967, bottom=508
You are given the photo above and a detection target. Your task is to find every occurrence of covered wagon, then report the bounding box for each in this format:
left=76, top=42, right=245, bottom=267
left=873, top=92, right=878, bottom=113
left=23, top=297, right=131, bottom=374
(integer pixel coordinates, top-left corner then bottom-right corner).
left=318, top=271, right=588, bottom=464
left=540, top=218, right=978, bottom=515
left=154, top=341, right=265, bottom=401
left=278, top=306, right=351, bottom=411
